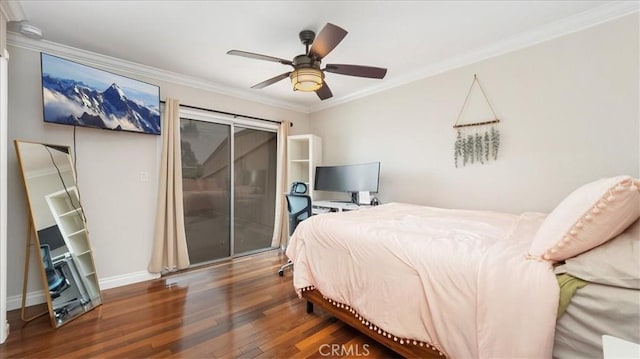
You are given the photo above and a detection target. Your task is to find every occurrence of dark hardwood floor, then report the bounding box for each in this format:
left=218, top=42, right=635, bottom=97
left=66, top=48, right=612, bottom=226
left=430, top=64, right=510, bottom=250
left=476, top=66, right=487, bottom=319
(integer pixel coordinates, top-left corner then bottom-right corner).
left=1, top=250, right=399, bottom=358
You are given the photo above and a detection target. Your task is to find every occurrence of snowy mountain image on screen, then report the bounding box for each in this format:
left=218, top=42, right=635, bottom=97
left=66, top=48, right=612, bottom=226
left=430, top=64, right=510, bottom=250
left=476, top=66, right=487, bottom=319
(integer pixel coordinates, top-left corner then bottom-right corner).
left=42, top=74, right=160, bottom=134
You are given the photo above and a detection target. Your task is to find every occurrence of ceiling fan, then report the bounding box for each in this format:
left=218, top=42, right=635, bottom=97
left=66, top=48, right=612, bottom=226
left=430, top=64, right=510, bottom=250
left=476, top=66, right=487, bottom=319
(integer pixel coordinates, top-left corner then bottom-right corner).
left=227, top=23, right=387, bottom=101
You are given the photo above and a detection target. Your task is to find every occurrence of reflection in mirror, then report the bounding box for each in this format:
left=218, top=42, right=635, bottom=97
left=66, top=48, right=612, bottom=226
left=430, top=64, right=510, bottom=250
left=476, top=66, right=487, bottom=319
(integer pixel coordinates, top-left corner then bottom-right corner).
left=15, top=140, right=102, bottom=328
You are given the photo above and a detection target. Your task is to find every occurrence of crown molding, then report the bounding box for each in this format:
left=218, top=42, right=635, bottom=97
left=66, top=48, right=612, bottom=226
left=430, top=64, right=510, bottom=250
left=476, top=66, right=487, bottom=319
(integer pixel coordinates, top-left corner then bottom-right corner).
left=7, top=33, right=309, bottom=114
left=6, top=1, right=638, bottom=115
left=0, top=1, right=25, bottom=22
left=309, top=1, right=640, bottom=113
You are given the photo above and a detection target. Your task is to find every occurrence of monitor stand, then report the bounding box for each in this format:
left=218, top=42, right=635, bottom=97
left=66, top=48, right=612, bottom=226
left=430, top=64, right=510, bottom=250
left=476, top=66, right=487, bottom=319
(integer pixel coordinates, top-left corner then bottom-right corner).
left=329, top=192, right=359, bottom=205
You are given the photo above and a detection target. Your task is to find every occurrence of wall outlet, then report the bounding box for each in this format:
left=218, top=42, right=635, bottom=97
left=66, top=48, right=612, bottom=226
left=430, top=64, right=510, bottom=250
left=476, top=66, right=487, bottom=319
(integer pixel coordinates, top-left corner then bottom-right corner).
left=139, top=171, right=149, bottom=182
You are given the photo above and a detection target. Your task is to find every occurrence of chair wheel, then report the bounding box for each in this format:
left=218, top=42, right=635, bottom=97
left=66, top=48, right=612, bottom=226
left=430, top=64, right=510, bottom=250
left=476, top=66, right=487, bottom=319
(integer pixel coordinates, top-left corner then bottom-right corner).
left=278, top=269, right=284, bottom=276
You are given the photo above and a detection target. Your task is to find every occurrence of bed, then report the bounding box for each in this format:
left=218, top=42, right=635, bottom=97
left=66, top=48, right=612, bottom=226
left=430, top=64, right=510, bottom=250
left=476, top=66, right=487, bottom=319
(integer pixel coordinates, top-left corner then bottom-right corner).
left=553, top=217, right=640, bottom=358
left=286, top=176, right=640, bottom=358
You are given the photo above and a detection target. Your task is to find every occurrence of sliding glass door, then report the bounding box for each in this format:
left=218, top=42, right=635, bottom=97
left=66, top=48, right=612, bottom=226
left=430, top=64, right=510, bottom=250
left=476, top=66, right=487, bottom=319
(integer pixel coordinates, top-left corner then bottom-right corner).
left=233, top=127, right=277, bottom=254
left=181, top=119, right=231, bottom=263
left=180, top=112, right=278, bottom=266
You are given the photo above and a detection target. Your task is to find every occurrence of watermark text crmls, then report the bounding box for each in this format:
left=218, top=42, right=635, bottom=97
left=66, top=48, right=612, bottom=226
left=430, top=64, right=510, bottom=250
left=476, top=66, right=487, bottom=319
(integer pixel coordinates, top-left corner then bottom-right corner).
left=319, top=343, right=370, bottom=356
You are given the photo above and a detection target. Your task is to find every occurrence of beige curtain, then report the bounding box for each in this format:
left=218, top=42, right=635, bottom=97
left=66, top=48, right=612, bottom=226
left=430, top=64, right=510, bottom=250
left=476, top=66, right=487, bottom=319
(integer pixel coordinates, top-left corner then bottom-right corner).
left=148, top=98, right=190, bottom=273
left=271, top=120, right=290, bottom=248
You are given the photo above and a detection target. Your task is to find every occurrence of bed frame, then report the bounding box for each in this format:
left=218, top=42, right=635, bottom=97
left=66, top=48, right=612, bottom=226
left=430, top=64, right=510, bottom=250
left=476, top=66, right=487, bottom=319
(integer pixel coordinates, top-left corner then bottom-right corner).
left=302, top=288, right=446, bottom=358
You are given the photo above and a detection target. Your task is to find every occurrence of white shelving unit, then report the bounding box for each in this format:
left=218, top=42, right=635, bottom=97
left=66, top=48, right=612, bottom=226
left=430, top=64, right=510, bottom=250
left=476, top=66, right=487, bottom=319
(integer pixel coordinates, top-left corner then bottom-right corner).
left=287, top=134, right=322, bottom=199
left=45, top=187, right=99, bottom=300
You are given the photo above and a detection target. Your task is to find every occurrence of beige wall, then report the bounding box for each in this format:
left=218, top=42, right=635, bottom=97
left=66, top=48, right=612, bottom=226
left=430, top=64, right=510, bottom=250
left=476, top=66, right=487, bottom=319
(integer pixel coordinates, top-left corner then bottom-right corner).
left=6, top=44, right=310, bottom=302
left=310, top=14, right=639, bottom=214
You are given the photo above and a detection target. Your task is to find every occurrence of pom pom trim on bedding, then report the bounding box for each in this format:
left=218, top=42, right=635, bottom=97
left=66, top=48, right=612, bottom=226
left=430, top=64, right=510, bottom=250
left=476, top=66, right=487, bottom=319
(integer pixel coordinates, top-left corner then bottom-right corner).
left=529, top=176, right=640, bottom=262
left=288, top=203, right=558, bottom=358
left=299, top=285, right=446, bottom=356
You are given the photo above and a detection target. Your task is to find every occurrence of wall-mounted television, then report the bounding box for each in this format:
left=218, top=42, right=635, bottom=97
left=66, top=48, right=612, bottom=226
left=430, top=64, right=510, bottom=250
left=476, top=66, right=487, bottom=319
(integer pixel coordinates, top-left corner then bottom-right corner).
left=314, top=162, right=380, bottom=203
left=40, top=53, right=161, bottom=135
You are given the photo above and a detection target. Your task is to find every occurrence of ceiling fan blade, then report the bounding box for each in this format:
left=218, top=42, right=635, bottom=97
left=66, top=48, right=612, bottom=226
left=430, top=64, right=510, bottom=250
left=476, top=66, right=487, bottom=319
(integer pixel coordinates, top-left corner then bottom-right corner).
left=316, top=81, right=333, bottom=100
left=227, top=50, right=293, bottom=66
left=251, top=72, right=291, bottom=89
left=308, top=23, right=347, bottom=60
left=324, top=64, right=387, bottom=79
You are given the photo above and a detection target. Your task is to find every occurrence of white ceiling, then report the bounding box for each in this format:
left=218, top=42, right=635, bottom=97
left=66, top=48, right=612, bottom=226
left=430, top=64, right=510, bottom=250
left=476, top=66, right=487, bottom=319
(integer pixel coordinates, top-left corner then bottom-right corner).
left=8, top=1, right=633, bottom=113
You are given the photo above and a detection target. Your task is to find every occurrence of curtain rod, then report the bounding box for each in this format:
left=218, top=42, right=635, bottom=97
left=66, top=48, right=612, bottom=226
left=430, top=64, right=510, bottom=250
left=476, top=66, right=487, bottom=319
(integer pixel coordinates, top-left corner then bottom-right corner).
left=160, top=100, right=292, bottom=127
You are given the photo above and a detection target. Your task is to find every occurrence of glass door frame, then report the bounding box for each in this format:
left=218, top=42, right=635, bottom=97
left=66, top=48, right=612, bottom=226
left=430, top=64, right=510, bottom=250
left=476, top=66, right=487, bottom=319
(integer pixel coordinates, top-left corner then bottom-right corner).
left=179, top=107, right=280, bottom=265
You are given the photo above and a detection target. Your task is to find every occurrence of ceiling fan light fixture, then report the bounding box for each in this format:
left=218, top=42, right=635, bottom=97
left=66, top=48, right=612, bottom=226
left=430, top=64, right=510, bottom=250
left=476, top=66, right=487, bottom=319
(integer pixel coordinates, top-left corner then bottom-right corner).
left=290, top=68, right=323, bottom=92
left=228, top=23, right=385, bottom=101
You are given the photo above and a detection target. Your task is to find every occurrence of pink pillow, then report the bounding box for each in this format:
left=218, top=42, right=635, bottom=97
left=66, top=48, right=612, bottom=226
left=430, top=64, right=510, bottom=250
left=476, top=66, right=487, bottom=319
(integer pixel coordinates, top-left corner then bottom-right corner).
left=529, top=176, right=640, bottom=262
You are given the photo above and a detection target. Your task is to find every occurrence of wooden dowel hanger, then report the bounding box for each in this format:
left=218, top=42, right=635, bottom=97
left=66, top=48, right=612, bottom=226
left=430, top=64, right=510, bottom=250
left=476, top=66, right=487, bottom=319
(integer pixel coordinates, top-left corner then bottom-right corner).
left=453, top=119, right=500, bottom=129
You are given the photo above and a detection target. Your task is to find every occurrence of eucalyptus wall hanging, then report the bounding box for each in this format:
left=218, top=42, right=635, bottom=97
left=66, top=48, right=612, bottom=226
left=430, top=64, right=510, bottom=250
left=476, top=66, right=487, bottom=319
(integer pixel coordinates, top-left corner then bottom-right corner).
left=453, top=74, right=501, bottom=168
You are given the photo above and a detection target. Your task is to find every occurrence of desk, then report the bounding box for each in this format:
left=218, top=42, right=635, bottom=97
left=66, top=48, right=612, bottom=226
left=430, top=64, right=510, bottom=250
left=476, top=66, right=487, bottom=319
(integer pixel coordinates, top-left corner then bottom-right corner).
left=313, top=200, right=372, bottom=214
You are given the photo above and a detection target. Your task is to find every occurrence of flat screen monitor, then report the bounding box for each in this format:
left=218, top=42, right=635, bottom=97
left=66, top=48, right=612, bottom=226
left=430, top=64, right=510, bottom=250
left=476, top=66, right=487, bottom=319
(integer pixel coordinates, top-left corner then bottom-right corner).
left=37, top=225, right=66, bottom=250
left=314, top=162, right=380, bottom=198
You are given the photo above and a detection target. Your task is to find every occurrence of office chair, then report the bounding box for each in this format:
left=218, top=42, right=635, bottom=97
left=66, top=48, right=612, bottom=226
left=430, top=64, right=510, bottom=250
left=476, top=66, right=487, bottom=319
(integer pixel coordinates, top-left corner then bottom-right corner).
left=278, top=182, right=312, bottom=276
left=42, top=246, right=89, bottom=323
left=40, top=244, right=69, bottom=298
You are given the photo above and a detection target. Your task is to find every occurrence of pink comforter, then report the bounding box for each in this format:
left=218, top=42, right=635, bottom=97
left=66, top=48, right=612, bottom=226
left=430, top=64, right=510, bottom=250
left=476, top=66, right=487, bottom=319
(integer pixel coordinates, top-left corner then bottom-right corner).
left=286, top=203, right=559, bottom=358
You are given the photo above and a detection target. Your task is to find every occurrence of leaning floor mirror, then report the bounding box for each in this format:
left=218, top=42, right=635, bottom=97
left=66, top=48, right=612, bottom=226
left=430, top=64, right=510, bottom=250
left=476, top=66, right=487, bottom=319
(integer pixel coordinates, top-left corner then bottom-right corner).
left=14, top=140, right=102, bottom=328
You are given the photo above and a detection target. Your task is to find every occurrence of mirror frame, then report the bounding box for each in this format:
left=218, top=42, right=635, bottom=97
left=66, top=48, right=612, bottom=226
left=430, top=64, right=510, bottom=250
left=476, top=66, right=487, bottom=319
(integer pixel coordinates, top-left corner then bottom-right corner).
left=14, top=139, right=102, bottom=328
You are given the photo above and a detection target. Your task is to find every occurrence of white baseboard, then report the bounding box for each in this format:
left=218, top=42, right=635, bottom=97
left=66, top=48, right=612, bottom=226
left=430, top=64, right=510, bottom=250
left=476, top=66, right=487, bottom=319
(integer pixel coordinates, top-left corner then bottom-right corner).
left=1, top=321, right=8, bottom=344
left=7, top=270, right=160, bottom=311
left=99, top=270, right=160, bottom=290
left=6, top=290, right=46, bottom=311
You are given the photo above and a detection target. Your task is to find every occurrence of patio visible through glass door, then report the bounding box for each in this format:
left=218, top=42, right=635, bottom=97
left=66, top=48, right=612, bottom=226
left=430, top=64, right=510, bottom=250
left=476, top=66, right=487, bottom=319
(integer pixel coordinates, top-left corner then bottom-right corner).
left=233, top=127, right=277, bottom=254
